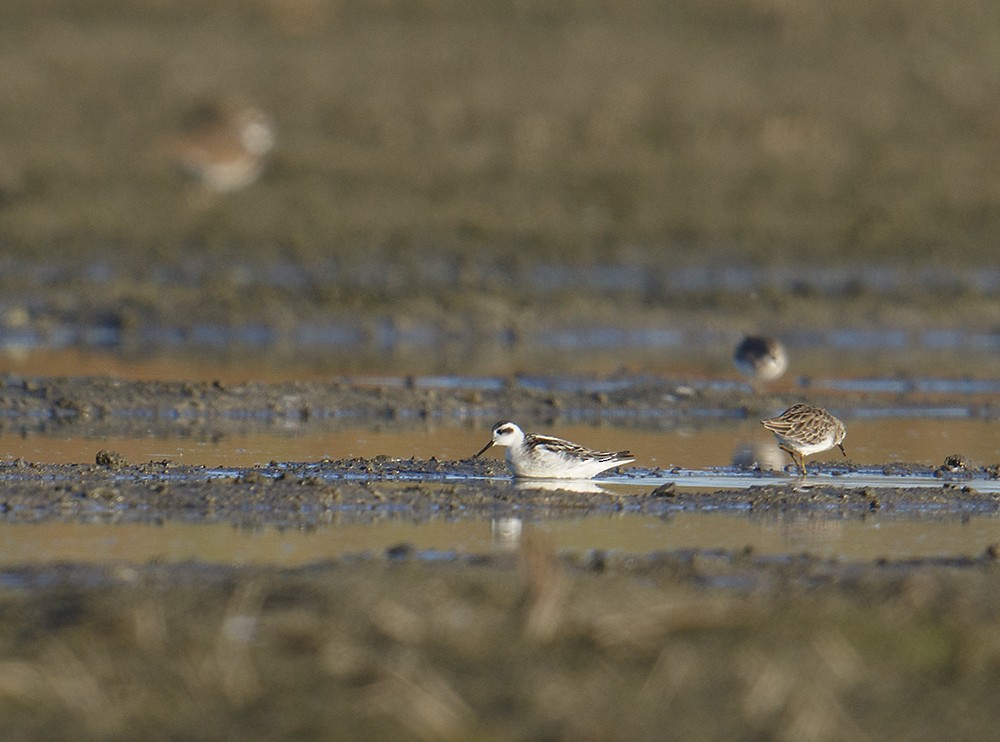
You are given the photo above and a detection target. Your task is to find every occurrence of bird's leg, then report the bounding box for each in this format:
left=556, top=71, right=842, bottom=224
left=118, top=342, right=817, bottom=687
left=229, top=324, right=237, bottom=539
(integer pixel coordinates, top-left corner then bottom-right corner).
left=778, top=445, right=800, bottom=475
left=795, top=452, right=808, bottom=476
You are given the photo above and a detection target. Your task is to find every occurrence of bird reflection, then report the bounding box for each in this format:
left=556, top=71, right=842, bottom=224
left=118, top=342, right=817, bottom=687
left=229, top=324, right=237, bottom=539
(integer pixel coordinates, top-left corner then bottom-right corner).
left=777, top=515, right=845, bottom=550
left=734, top=335, right=788, bottom=392
left=732, top=438, right=786, bottom=471
left=491, top=517, right=523, bottom=550
left=513, top=478, right=616, bottom=494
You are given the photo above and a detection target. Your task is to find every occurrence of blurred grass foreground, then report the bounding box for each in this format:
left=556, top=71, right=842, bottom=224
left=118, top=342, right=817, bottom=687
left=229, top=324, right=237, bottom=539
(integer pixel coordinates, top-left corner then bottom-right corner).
left=2, top=551, right=1000, bottom=741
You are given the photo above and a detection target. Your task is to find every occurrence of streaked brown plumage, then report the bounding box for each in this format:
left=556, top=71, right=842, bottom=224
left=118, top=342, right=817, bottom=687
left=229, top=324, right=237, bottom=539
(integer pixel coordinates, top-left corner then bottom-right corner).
left=760, top=403, right=846, bottom=475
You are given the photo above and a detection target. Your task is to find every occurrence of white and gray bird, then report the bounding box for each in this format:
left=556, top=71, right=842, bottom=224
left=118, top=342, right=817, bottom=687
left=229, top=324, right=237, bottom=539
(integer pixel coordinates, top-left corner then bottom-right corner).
left=474, top=421, right=634, bottom=479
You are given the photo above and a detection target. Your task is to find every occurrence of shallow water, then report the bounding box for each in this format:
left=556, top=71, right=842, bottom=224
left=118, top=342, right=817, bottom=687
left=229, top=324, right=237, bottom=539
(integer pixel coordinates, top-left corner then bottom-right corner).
left=5, top=337, right=1000, bottom=378
left=0, top=510, right=996, bottom=567
left=4, top=417, right=999, bottom=470
left=2, top=351, right=1000, bottom=567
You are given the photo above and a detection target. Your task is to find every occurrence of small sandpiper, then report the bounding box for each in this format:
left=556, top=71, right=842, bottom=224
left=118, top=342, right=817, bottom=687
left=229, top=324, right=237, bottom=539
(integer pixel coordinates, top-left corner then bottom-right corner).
left=169, top=98, right=275, bottom=192
left=761, top=404, right=847, bottom=475
left=734, top=335, right=788, bottom=386
left=474, top=421, right=634, bottom=479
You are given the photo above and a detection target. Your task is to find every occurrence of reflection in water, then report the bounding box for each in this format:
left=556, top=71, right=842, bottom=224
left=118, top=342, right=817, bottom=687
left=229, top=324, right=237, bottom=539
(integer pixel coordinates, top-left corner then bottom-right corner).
left=731, top=438, right=786, bottom=471
left=776, top=516, right=846, bottom=551
left=490, top=518, right=523, bottom=550
left=514, top=479, right=617, bottom=495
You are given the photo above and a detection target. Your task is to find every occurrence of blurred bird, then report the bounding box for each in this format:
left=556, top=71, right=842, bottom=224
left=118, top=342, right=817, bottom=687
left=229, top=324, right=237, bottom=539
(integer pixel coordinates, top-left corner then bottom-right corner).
left=168, top=99, right=275, bottom=192
left=734, top=335, right=788, bottom=387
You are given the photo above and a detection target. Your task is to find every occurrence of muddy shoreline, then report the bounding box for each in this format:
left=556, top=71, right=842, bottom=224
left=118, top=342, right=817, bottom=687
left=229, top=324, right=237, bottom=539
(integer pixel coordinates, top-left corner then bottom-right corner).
left=1, top=373, right=998, bottom=526
left=5, top=372, right=1000, bottom=439
left=0, top=454, right=995, bottom=528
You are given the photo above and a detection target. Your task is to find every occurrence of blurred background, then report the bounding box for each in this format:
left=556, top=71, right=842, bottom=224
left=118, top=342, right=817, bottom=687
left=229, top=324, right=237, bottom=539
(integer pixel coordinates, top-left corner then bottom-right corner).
left=1, top=0, right=999, bottom=376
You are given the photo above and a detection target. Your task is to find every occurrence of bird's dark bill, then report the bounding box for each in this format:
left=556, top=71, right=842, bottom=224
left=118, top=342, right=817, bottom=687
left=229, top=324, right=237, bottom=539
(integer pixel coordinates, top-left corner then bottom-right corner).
left=474, top=440, right=494, bottom=458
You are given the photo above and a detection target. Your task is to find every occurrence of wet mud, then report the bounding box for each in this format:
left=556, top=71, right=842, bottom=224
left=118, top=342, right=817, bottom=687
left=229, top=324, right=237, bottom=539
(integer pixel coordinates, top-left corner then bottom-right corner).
left=0, top=373, right=996, bottom=524
left=5, top=372, right=1000, bottom=441
left=0, top=455, right=998, bottom=529
left=0, top=373, right=997, bottom=527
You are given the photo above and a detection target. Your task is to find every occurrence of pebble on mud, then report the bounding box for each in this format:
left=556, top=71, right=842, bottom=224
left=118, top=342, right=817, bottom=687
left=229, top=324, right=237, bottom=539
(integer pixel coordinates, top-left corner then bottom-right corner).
left=941, top=454, right=967, bottom=472
left=96, top=450, right=128, bottom=468
left=651, top=483, right=677, bottom=497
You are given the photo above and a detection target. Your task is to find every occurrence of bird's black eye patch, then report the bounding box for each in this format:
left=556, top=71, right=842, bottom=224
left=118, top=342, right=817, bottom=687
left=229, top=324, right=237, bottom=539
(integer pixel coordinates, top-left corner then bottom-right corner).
left=497, top=427, right=513, bottom=435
